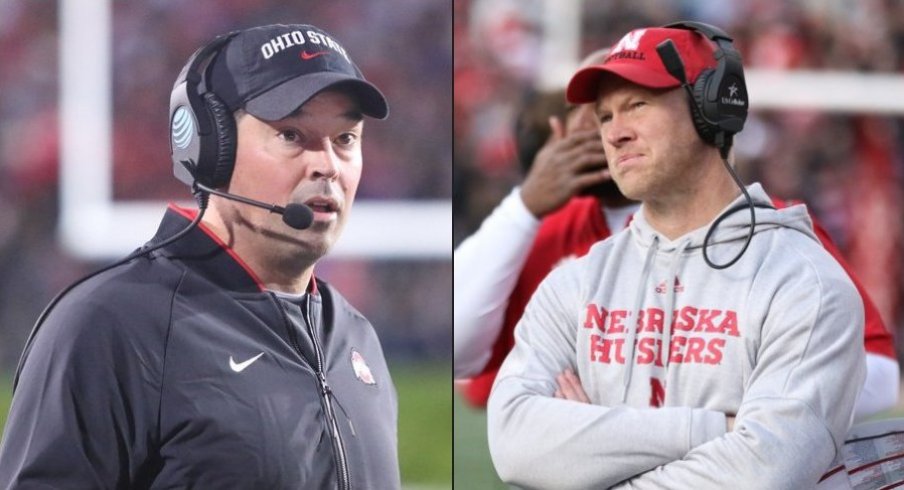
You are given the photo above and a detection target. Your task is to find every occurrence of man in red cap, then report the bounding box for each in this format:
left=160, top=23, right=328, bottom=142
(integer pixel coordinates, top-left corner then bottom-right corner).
left=487, top=23, right=867, bottom=489
left=454, top=44, right=895, bottom=421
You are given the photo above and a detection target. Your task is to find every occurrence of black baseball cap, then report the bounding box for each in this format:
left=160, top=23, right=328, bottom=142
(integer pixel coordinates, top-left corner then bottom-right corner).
left=207, top=24, right=388, bottom=120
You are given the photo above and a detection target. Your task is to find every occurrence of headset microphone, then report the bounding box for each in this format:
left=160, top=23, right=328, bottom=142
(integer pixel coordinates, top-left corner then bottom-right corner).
left=281, top=203, right=316, bottom=230
left=193, top=180, right=314, bottom=230
left=656, top=40, right=688, bottom=85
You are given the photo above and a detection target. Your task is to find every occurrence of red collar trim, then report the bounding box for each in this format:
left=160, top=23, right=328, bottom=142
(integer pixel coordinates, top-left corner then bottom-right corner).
left=168, top=203, right=318, bottom=294
left=168, top=203, right=266, bottom=291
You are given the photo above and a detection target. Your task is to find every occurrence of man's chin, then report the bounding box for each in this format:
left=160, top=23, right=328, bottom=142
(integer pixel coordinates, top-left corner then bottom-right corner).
left=260, top=225, right=332, bottom=254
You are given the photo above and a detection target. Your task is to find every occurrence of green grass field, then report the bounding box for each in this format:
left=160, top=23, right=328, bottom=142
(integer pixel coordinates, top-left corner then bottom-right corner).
left=0, top=363, right=451, bottom=488
left=392, top=362, right=452, bottom=487
left=453, top=393, right=506, bottom=489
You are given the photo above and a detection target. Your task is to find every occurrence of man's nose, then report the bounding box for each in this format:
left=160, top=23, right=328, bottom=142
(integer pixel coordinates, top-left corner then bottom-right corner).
left=306, top=140, right=341, bottom=180
left=604, top=114, right=635, bottom=147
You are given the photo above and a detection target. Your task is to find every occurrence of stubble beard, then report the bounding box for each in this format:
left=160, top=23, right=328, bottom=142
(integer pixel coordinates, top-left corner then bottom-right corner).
left=259, top=220, right=333, bottom=267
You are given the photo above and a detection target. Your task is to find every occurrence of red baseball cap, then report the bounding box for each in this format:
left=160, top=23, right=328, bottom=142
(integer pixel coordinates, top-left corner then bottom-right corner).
left=566, top=27, right=717, bottom=104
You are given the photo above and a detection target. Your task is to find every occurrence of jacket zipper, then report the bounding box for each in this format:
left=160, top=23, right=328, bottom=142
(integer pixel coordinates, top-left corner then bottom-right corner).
left=272, top=293, right=351, bottom=490
left=305, top=294, right=352, bottom=490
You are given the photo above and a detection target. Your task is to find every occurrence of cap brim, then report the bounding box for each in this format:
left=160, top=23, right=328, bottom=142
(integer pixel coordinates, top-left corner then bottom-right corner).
left=245, top=72, right=389, bottom=121
left=566, top=64, right=681, bottom=104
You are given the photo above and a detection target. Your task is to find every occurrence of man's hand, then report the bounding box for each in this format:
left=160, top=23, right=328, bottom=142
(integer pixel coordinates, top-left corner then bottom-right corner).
left=520, top=117, right=609, bottom=218
left=554, top=368, right=591, bottom=403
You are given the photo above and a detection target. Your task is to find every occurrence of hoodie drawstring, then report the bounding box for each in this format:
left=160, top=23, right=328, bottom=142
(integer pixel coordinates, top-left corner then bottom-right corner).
left=622, top=236, right=659, bottom=402
left=661, top=240, right=690, bottom=371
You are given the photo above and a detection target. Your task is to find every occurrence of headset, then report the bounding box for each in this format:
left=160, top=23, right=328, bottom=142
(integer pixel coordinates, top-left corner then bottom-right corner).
left=655, top=21, right=762, bottom=270
left=169, top=33, right=313, bottom=228
left=655, top=20, right=748, bottom=159
left=169, top=31, right=240, bottom=190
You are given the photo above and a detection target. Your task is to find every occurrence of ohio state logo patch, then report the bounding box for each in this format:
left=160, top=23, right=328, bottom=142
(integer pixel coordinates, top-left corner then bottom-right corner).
left=351, top=349, right=376, bottom=385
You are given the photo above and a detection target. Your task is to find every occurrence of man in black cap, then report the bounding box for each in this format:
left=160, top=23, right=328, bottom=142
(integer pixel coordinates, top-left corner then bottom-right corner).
left=0, top=24, right=399, bottom=489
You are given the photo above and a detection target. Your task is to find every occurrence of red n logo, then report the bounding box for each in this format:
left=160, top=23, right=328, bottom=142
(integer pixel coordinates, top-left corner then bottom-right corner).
left=650, top=378, right=665, bottom=407
left=612, top=29, right=646, bottom=53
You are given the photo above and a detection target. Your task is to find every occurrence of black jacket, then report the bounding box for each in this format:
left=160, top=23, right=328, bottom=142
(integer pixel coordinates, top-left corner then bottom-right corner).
left=0, top=207, right=400, bottom=489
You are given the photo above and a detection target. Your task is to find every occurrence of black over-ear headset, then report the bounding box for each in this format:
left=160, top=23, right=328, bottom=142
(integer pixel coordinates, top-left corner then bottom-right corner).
left=655, top=20, right=748, bottom=159
left=655, top=21, right=762, bottom=270
left=168, top=34, right=313, bottom=228
left=169, top=32, right=240, bottom=190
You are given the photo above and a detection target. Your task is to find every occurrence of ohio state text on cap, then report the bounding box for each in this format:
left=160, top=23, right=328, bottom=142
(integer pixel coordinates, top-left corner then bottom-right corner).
left=208, top=24, right=388, bottom=120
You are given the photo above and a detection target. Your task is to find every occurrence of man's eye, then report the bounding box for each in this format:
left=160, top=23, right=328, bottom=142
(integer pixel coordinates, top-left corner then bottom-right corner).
left=599, top=114, right=612, bottom=124
left=278, top=130, right=302, bottom=143
left=336, top=133, right=358, bottom=146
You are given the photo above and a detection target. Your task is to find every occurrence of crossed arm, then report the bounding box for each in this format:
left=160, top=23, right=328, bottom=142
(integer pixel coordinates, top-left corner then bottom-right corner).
left=554, top=369, right=736, bottom=444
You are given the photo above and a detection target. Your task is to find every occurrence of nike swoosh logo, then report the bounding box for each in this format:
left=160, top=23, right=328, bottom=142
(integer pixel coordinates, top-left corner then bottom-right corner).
left=300, top=51, right=329, bottom=60
left=229, top=352, right=265, bottom=373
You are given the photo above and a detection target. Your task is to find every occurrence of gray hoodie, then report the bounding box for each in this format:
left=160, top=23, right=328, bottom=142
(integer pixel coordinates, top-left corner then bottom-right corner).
left=488, top=183, right=865, bottom=489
